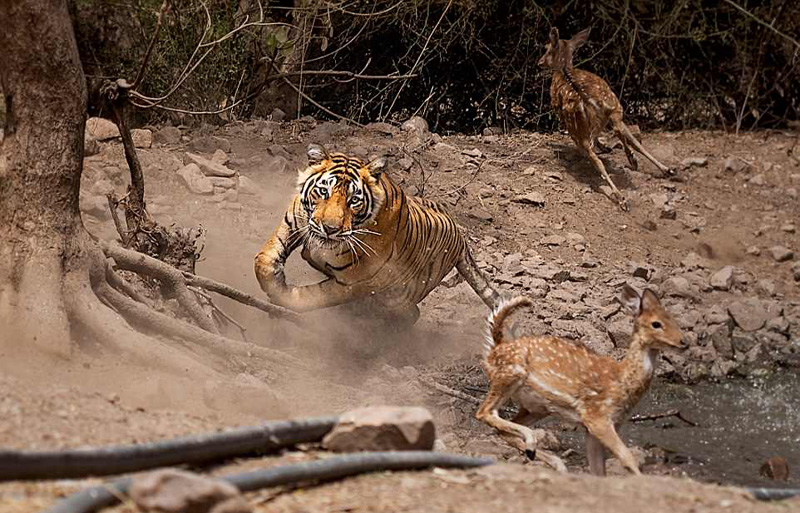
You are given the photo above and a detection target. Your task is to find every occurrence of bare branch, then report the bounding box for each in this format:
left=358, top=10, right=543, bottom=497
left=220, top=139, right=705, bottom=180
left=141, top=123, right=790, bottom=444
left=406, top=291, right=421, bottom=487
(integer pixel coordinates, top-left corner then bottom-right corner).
left=131, top=0, right=170, bottom=89
left=722, top=0, right=800, bottom=50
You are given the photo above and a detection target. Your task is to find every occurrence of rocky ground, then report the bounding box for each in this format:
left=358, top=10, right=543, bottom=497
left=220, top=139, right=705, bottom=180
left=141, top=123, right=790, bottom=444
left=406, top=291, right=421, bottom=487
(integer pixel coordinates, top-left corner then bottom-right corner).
left=1, top=116, right=799, bottom=511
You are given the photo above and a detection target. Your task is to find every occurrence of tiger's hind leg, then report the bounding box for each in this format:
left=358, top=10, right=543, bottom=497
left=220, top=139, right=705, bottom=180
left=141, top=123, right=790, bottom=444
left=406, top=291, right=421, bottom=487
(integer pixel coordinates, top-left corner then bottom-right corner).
left=456, top=247, right=501, bottom=309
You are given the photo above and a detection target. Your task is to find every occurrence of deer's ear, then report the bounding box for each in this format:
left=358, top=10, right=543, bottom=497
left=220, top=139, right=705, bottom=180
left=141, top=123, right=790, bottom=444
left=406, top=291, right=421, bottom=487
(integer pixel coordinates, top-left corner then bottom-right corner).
left=570, top=27, right=591, bottom=50
left=640, top=288, right=663, bottom=312
left=307, top=143, right=329, bottom=164
left=617, top=284, right=642, bottom=315
left=549, top=27, right=560, bottom=45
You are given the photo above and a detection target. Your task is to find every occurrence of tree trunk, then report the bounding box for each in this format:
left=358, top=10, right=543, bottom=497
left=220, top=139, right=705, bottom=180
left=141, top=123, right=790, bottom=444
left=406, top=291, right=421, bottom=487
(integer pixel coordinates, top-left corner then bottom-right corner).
left=0, top=0, right=88, bottom=357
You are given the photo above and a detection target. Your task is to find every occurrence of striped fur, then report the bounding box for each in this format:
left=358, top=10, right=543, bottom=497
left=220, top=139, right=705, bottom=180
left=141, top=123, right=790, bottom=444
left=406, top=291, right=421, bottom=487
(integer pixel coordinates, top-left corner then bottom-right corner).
left=254, top=144, right=500, bottom=323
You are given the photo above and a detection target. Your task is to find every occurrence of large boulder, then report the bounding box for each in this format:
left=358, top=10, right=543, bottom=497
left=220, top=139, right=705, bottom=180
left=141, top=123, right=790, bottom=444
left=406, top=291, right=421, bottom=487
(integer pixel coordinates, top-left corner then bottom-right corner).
left=153, top=126, right=182, bottom=145
left=189, top=135, right=232, bottom=154
left=322, top=406, right=436, bottom=452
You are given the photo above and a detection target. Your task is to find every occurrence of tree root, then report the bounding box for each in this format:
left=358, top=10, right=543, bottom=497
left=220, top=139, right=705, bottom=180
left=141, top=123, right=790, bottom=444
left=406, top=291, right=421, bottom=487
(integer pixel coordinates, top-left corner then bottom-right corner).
left=96, top=278, right=303, bottom=370
left=102, top=241, right=303, bottom=328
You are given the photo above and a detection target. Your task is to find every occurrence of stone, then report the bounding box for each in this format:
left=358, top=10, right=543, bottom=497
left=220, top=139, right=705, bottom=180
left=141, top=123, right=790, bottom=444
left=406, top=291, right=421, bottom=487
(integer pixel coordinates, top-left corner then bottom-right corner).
left=80, top=193, right=111, bottom=220
left=629, top=262, right=651, bottom=280
left=468, top=208, right=493, bottom=223
left=132, top=128, right=153, bottom=148
left=91, top=179, right=115, bottom=196
left=153, top=126, right=181, bottom=145
left=746, top=246, right=761, bottom=256
left=322, top=406, right=435, bottom=452
left=398, top=157, right=414, bottom=171
left=728, top=298, right=770, bottom=332
left=681, top=157, right=708, bottom=168
left=366, top=122, right=396, bottom=136
left=462, top=148, right=482, bottom=159
left=237, top=176, right=262, bottom=196
left=731, top=328, right=758, bottom=354
left=129, top=469, right=251, bottom=513
left=748, top=174, right=765, bottom=186
left=660, top=205, right=677, bottom=220
left=177, top=164, right=214, bottom=195
left=607, top=317, right=631, bottom=348
left=211, top=149, right=228, bottom=165
left=660, top=277, right=695, bottom=299
left=710, top=266, right=734, bottom=291
left=792, top=262, right=800, bottom=281
left=649, top=193, right=669, bottom=208
left=723, top=157, right=749, bottom=173
left=84, top=131, right=100, bottom=156
left=681, top=252, right=707, bottom=269
left=189, top=135, right=232, bottom=154
left=270, top=107, right=286, bottom=121
left=708, top=323, right=733, bottom=359
left=756, top=279, right=776, bottom=297
left=185, top=152, right=236, bottom=177
left=539, top=234, right=566, bottom=246
left=781, top=224, right=796, bottom=233
left=401, top=116, right=429, bottom=134
left=208, top=177, right=236, bottom=189
left=512, top=192, right=545, bottom=206
left=86, top=117, right=120, bottom=140
left=759, top=457, right=789, bottom=481
left=768, top=246, right=793, bottom=262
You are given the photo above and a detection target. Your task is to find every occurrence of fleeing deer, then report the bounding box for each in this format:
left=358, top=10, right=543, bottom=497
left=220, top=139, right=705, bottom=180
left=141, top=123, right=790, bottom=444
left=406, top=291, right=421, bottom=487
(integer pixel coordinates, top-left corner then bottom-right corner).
left=539, top=27, right=673, bottom=210
left=476, top=285, right=684, bottom=475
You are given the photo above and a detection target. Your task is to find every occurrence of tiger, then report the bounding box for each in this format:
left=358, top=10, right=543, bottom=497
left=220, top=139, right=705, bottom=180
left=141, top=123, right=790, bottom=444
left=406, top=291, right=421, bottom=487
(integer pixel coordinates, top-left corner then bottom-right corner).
left=253, top=143, right=500, bottom=326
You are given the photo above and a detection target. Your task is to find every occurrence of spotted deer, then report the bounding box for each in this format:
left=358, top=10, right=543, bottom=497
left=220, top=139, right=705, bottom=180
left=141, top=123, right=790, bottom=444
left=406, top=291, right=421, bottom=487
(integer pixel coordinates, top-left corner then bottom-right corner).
left=538, top=27, right=673, bottom=210
left=476, top=285, right=684, bottom=475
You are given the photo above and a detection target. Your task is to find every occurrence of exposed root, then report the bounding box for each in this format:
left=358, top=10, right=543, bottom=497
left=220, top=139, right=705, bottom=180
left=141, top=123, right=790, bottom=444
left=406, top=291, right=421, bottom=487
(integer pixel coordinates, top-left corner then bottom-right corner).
left=96, top=279, right=303, bottom=370
left=103, top=241, right=304, bottom=328
left=102, top=242, right=218, bottom=333
left=66, top=267, right=223, bottom=376
left=104, top=259, right=153, bottom=307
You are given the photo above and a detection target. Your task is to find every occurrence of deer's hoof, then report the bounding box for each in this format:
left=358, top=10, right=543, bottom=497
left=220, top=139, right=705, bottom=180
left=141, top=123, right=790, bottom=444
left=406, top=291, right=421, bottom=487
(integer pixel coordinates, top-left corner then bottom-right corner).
left=525, top=448, right=537, bottom=460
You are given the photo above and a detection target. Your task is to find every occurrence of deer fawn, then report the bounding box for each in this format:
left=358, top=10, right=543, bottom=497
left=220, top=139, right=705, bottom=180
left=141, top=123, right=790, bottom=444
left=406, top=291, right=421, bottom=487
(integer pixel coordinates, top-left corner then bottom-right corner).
left=476, top=285, right=684, bottom=475
left=538, top=27, right=673, bottom=210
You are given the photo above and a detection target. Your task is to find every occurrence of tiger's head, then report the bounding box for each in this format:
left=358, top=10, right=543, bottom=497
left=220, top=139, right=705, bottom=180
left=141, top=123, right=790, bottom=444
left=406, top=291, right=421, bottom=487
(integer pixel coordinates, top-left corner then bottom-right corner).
left=296, top=143, right=387, bottom=245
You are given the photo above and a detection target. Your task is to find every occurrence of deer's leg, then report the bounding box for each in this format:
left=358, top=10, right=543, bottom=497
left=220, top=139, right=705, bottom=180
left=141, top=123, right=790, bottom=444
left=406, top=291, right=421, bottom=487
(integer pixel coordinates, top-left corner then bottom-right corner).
left=580, top=141, right=629, bottom=211
left=585, top=430, right=607, bottom=476
left=584, top=421, right=641, bottom=475
left=612, top=116, right=671, bottom=175
left=476, top=383, right=545, bottom=460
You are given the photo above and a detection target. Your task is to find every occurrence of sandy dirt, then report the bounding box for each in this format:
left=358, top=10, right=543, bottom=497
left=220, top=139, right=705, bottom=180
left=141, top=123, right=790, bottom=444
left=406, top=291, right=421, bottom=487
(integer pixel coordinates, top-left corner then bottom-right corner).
left=1, top=119, right=799, bottom=511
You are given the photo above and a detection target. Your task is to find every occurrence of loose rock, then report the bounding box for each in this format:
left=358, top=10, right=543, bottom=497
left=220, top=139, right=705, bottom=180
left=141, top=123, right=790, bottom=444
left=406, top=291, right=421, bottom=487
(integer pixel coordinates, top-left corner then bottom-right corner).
left=681, top=157, right=708, bottom=168
left=768, top=246, right=793, bottom=262
left=728, top=298, right=770, bottom=332
left=153, top=126, right=181, bottom=145
left=189, top=135, right=232, bottom=154
left=84, top=131, right=100, bottom=156
left=322, top=406, right=435, bottom=452
left=177, top=164, right=214, bottom=195
left=185, top=152, right=236, bottom=177
left=211, top=149, right=228, bottom=165
left=129, top=469, right=251, bottom=513
left=723, top=157, right=749, bottom=173
left=759, top=457, right=789, bottom=481
left=401, top=116, right=429, bottom=134
left=132, top=128, right=153, bottom=148
left=710, top=266, right=734, bottom=291
left=512, top=192, right=545, bottom=206
left=86, top=117, right=120, bottom=140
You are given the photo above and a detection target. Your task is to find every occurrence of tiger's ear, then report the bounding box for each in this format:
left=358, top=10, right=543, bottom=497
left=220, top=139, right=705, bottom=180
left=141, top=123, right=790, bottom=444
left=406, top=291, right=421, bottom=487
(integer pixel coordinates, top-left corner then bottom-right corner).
left=307, top=143, right=329, bottom=165
left=365, top=155, right=387, bottom=179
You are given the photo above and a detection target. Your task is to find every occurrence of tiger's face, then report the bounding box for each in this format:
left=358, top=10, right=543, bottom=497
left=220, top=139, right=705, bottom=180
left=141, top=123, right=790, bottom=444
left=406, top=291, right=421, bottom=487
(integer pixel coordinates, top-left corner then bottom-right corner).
left=297, top=144, right=387, bottom=246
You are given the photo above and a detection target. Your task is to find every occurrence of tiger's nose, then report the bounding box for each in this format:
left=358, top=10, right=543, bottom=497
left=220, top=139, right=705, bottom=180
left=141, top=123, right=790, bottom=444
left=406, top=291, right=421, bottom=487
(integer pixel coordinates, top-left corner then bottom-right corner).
left=321, top=222, right=340, bottom=235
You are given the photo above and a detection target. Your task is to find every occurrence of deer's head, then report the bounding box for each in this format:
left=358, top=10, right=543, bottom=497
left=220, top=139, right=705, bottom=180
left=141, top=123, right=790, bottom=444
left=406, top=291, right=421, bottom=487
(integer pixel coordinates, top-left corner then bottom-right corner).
left=538, top=27, right=591, bottom=72
left=618, top=284, right=685, bottom=350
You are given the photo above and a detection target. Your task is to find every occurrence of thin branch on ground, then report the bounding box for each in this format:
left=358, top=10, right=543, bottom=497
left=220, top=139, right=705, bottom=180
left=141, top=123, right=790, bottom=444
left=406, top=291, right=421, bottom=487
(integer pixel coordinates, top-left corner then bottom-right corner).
left=629, top=409, right=698, bottom=427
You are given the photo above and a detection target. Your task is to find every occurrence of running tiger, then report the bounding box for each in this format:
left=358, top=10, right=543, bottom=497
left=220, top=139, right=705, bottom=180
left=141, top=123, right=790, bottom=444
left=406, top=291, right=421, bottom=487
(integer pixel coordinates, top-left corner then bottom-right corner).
left=254, top=144, right=500, bottom=325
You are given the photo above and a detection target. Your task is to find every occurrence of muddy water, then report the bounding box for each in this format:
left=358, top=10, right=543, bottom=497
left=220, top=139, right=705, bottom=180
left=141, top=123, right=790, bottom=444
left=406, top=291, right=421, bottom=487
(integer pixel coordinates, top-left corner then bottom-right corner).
left=620, top=372, right=800, bottom=487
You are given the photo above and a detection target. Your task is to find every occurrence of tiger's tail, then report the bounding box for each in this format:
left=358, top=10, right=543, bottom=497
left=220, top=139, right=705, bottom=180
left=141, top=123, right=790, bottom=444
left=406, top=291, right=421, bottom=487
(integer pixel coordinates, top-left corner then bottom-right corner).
left=456, top=246, right=501, bottom=309
left=485, top=296, right=533, bottom=355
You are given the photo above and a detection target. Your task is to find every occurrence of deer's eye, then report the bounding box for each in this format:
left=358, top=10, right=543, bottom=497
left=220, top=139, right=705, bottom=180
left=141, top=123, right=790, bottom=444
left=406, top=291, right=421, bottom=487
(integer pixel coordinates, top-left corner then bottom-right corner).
left=651, top=321, right=663, bottom=330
